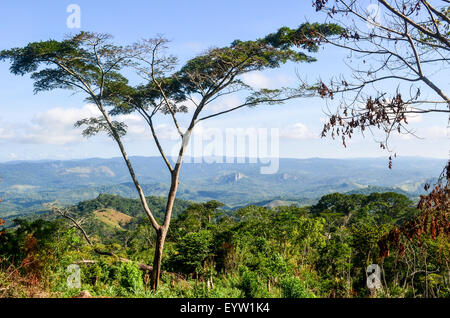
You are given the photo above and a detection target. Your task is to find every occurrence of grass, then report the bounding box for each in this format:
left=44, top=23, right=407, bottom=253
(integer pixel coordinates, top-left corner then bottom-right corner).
left=93, top=209, right=133, bottom=229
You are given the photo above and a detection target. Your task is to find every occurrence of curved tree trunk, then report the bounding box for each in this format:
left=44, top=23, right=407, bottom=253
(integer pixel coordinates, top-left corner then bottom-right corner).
left=151, top=166, right=181, bottom=290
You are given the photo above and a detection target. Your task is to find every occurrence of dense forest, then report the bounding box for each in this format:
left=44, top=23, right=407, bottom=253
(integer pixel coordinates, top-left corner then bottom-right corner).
left=1, top=191, right=448, bottom=298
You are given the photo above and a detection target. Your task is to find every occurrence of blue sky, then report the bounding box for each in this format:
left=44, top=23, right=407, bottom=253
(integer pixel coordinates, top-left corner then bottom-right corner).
left=0, top=0, right=448, bottom=162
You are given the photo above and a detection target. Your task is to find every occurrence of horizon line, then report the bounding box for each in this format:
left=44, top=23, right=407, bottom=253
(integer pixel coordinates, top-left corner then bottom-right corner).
left=1, top=155, right=448, bottom=164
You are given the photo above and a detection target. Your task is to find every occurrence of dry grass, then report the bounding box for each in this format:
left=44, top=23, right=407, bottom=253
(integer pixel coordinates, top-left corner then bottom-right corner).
left=0, top=264, right=50, bottom=298
left=93, top=209, right=133, bottom=229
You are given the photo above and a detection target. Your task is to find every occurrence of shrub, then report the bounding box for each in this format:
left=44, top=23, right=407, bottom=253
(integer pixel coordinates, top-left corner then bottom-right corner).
left=239, top=268, right=268, bottom=298
left=117, top=261, right=144, bottom=292
left=280, top=276, right=316, bottom=298
left=169, top=230, right=213, bottom=275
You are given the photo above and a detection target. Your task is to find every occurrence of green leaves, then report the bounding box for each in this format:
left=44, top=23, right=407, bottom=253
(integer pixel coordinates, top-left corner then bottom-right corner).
left=0, top=26, right=333, bottom=143
left=0, top=39, right=79, bottom=75
left=175, top=36, right=315, bottom=96
left=171, top=201, right=224, bottom=238
left=0, top=32, right=129, bottom=98
left=263, top=23, right=345, bottom=52
left=74, top=117, right=127, bottom=138
left=30, top=68, right=77, bottom=93
left=170, top=230, right=214, bottom=274
left=310, top=192, right=418, bottom=227
left=280, top=276, right=317, bottom=298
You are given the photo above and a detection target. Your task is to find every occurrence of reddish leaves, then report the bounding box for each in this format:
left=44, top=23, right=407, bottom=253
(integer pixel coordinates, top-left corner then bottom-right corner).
left=321, top=93, right=413, bottom=168
left=318, top=82, right=333, bottom=99
left=322, top=93, right=409, bottom=143
left=312, top=0, right=329, bottom=12
left=379, top=164, right=449, bottom=259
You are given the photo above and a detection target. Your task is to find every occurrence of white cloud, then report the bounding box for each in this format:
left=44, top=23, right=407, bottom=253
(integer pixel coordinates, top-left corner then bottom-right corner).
left=18, top=104, right=102, bottom=145
left=393, top=124, right=449, bottom=141
left=425, top=125, right=450, bottom=139
left=208, top=95, right=242, bottom=113
left=117, top=113, right=148, bottom=136
left=280, top=123, right=317, bottom=140
left=34, top=104, right=101, bottom=126
left=241, top=72, right=271, bottom=89
left=396, top=132, right=413, bottom=140
left=241, top=71, right=294, bottom=90
left=0, top=117, right=16, bottom=141
left=0, top=126, right=15, bottom=140
left=153, top=123, right=181, bottom=140
left=5, top=104, right=186, bottom=145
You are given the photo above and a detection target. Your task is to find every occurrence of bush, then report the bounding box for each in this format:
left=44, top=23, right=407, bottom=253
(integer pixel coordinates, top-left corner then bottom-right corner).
left=117, top=261, right=144, bottom=292
left=280, top=276, right=316, bottom=298
left=169, top=230, right=213, bottom=274
left=239, top=268, right=268, bottom=298
left=77, top=259, right=144, bottom=296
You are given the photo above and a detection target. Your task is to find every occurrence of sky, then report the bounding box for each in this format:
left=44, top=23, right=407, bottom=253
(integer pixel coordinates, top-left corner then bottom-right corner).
left=0, top=0, right=448, bottom=162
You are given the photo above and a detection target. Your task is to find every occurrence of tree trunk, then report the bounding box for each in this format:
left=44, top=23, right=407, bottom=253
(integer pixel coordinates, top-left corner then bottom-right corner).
left=150, top=168, right=181, bottom=291
left=151, top=228, right=167, bottom=291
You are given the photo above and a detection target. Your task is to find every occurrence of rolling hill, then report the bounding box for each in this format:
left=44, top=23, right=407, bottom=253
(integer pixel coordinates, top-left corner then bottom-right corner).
left=0, top=156, right=445, bottom=219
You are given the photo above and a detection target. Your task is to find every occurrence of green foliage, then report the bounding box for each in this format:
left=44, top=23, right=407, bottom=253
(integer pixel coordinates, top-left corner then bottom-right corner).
left=264, top=22, right=344, bottom=52
left=0, top=218, right=59, bottom=265
left=311, top=192, right=364, bottom=216
left=169, top=230, right=213, bottom=274
left=239, top=268, right=269, bottom=298
left=76, top=193, right=191, bottom=220
left=170, top=200, right=224, bottom=238
left=177, top=36, right=314, bottom=91
left=0, top=26, right=446, bottom=299
left=317, top=227, right=353, bottom=297
left=0, top=32, right=127, bottom=94
left=0, top=27, right=328, bottom=145
left=362, top=192, right=418, bottom=225
left=280, top=276, right=316, bottom=298
left=0, top=191, right=447, bottom=298
left=117, top=261, right=144, bottom=292
left=311, top=192, right=419, bottom=228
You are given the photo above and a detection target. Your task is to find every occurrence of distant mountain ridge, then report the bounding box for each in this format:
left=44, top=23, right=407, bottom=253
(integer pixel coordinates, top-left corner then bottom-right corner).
left=0, top=156, right=445, bottom=218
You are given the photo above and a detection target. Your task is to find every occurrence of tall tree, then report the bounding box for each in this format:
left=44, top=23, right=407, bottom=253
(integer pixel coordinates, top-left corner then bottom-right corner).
left=0, top=26, right=340, bottom=289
